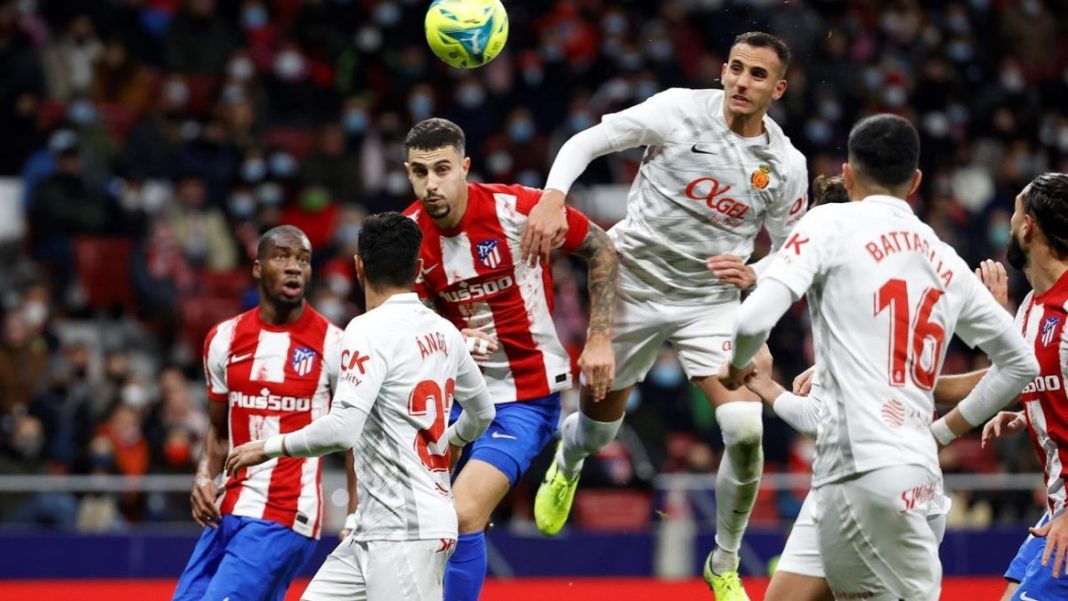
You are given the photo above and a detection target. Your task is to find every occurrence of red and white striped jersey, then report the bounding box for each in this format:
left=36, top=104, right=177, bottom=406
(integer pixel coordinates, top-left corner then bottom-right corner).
left=404, top=182, right=590, bottom=403
left=1016, top=271, right=1068, bottom=516
left=203, top=306, right=343, bottom=538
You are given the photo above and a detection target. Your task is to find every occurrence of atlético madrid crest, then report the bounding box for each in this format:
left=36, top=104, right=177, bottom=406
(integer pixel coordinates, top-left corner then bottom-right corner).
left=1041, top=316, right=1061, bottom=347
left=476, top=239, right=501, bottom=269
left=291, top=346, right=316, bottom=377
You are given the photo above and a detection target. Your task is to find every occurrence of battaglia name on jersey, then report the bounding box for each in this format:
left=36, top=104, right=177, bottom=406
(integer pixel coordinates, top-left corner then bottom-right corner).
left=229, top=389, right=312, bottom=412
left=864, top=230, right=956, bottom=287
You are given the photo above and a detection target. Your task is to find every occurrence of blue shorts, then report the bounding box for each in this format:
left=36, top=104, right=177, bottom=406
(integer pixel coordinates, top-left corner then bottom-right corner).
left=450, top=392, right=561, bottom=487
left=173, top=514, right=317, bottom=601
left=1005, top=512, right=1068, bottom=600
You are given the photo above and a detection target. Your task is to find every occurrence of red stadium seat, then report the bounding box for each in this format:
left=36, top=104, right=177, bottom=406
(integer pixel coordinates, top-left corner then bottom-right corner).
left=198, top=268, right=253, bottom=299
left=265, top=127, right=315, bottom=160
left=98, top=103, right=143, bottom=140
left=573, top=490, right=652, bottom=531
left=179, top=296, right=242, bottom=352
left=72, top=236, right=136, bottom=311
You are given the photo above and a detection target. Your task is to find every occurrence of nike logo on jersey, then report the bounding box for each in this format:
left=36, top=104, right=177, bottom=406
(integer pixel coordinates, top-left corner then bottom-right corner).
left=691, top=144, right=717, bottom=155
left=491, top=432, right=517, bottom=440
left=419, top=264, right=439, bottom=279
left=1019, top=592, right=1037, bottom=601
left=229, top=353, right=253, bottom=364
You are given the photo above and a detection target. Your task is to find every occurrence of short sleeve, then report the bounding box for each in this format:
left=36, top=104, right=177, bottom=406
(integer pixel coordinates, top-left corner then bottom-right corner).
left=764, top=152, right=809, bottom=248
left=600, top=88, right=688, bottom=151
left=761, top=206, right=835, bottom=300
left=203, top=323, right=230, bottom=402
left=335, top=324, right=387, bottom=414
left=322, top=324, right=344, bottom=393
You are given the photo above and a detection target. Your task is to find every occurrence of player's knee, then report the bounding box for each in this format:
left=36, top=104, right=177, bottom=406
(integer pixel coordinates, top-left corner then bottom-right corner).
left=454, top=497, right=491, bottom=534
left=717, top=402, right=764, bottom=448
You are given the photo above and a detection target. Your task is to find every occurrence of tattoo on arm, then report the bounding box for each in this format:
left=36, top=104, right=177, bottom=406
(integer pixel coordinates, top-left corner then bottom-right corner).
left=573, top=223, right=618, bottom=338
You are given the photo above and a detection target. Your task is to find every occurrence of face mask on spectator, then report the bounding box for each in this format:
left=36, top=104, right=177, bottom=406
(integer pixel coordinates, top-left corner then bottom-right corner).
left=242, top=158, right=267, bottom=182
left=408, top=93, right=434, bottom=122
left=164, top=79, right=190, bottom=107
left=988, top=222, right=1010, bottom=247
left=327, top=272, right=353, bottom=297
left=242, top=4, right=269, bottom=30
left=618, top=51, right=643, bottom=71
left=647, top=360, right=683, bottom=388
left=522, top=66, right=543, bottom=86
left=229, top=192, right=257, bottom=219
left=818, top=98, right=842, bottom=121
left=274, top=50, right=307, bottom=81
left=228, top=56, right=256, bottom=82
left=568, top=111, right=593, bottom=133
left=67, top=100, right=97, bottom=126
left=882, top=85, right=907, bottom=108
left=633, top=81, right=657, bottom=102
left=601, top=13, right=627, bottom=35
left=455, top=84, right=485, bottom=109
left=373, top=2, right=401, bottom=26
left=343, top=109, right=368, bottom=134
left=486, top=151, right=512, bottom=176
left=257, top=182, right=284, bottom=206
left=355, top=26, right=382, bottom=52
left=335, top=223, right=360, bottom=247
left=317, top=296, right=347, bottom=325
left=269, top=151, right=298, bottom=178
left=1000, top=65, right=1025, bottom=93
left=121, top=383, right=149, bottom=409
left=647, top=39, right=673, bottom=62
left=517, top=169, right=542, bottom=188
left=805, top=118, right=832, bottom=145
left=385, top=170, right=409, bottom=196
left=507, top=118, right=535, bottom=143
left=22, top=301, right=48, bottom=329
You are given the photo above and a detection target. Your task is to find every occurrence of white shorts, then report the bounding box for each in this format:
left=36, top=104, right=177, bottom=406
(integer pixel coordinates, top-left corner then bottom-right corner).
left=612, top=292, right=737, bottom=390
left=778, top=486, right=951, bottom=579
left=812, top=466, right=942, bottom=600
left=302, top=537, right=457, bottom=601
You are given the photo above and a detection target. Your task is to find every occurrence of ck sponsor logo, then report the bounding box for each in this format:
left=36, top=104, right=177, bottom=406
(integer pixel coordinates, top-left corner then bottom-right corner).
left=1041, top=315, right=1061, bottom=347
left=291, top=346, right=316, bottom=377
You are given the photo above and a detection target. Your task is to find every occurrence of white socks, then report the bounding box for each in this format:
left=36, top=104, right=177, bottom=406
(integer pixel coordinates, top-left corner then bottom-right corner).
left=557, top=411, right=624, bottom=480
left=713, top=402, right=764, bottom=559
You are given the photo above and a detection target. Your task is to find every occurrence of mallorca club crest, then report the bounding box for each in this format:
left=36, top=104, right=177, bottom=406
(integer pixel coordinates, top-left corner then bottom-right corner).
left=291, top=346, right=317, bottom=377
left=751, top=164, right=771, bottom=190
left=476, top=239, right=501, bottom=269
left=1041, top=316, right=1061, bottom=348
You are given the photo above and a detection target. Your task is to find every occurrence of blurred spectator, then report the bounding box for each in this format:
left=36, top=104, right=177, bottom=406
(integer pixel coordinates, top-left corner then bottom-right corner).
left=300, top=123, right=363, bottom=204
left=0, top=309, right=49, bottom=415
left=163, top=174, right=237, bottom=272
left=91, top=37, right=152, bottom=110
left=41, top=13, right=102, bottom=101
left=164, top=0, right=237, bottom=75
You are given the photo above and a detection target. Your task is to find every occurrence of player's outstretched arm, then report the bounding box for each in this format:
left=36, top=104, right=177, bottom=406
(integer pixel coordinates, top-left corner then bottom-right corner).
left=191, top=402, right=228, bottom=528
left=930, top=328, right=1037, bottom=445
left=570, top=222, right=618, bottom=400
left=521, top=125, right=616, bottom=264
left=933, top=369, right=989, bottom=405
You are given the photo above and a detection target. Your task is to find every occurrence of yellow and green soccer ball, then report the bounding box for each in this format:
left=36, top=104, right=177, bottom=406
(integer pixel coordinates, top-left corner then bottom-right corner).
left=425, top=0, right=509, bottom=69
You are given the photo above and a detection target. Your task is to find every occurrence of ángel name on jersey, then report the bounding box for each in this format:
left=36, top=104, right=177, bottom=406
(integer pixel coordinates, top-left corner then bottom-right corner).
left=230, top=388, right=312, bottom=411
left=417, top=331, right=449, bottom=359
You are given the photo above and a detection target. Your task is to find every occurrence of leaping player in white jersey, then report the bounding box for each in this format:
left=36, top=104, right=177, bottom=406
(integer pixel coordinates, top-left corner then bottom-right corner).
left=227, top=212, right=496, bottom=601
left=720, top=114, right=1038, bottom=600
left=523, top=31, right=808, bottom=599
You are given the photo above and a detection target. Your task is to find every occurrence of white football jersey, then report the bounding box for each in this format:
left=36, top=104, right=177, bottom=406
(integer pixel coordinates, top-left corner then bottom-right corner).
left=335, top=293, right=487, bottom=541
left=762, top=196, right=1015, bottom=486
left=601, top=88, right=808, bottom=304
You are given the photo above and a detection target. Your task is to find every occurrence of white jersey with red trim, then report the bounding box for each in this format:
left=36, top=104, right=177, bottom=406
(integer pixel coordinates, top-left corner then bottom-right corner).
left=600, top=87, right=809, bottom=304
left=203, top=307, right=343, bottom=538
left=1016, top=271, right=1068, bottom=516
left=404, top=182, right=590, bottom=403
left=336, top=293, right=488, bottom=541
left=761, top=196, right=1015, bottom=487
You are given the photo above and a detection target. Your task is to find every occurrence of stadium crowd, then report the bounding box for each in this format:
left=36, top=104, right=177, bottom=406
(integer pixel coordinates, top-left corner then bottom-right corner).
left=1, top=0, right=1066, bottom=531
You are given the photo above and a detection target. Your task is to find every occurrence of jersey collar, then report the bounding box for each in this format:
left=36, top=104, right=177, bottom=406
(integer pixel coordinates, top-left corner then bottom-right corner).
left=383, top=292, right=421, bottom=305
left=863, top=194, right=914, bottom=215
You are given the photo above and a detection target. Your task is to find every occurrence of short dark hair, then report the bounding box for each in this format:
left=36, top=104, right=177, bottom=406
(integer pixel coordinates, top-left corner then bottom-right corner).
left=405, top=118, right=465, bottom=157
left=258, top=225, right=311, bottom=260
left=357, top=212, right=423, bottom=289
left=812, top=174, right=849, bottom=206
left=1023, top=172, right=1068, bottom=257
left=732, top=32, right=791, bottom=74
left=847, top=114, right=920, bottom=189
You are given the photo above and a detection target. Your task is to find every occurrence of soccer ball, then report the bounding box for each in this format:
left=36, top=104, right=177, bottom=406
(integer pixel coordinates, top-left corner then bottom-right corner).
left=424, top=0, right=509, bottom=69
